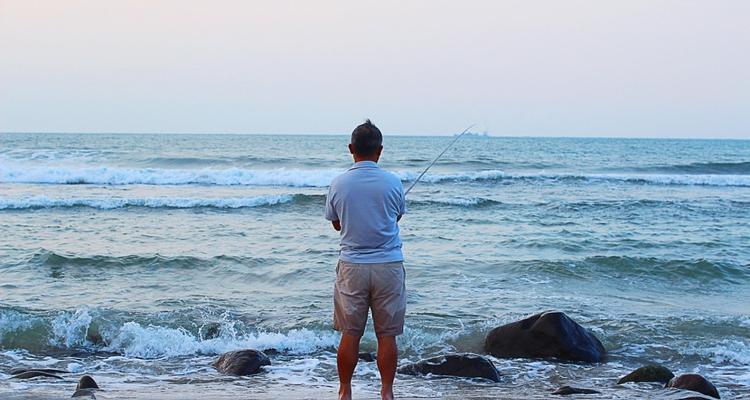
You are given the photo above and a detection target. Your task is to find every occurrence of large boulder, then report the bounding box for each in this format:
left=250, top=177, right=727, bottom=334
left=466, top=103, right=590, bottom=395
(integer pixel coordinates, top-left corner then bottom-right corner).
left=397, top=353, right=501, bottom=382
left=618, top=364, right=674, bottom=384
left=484, top=311, right=606, bottom=362
left=213, top=349, right=271, bottom=376
left=667, top=374, right=720, bottom=399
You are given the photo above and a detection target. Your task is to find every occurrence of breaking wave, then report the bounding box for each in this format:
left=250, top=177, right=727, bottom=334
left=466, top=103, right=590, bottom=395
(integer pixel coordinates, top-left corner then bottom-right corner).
left=2, top=162, right=749, bottom=187
left=0, top=194, right=506, bottom=210
left=0, top=194, right=295, bottom=210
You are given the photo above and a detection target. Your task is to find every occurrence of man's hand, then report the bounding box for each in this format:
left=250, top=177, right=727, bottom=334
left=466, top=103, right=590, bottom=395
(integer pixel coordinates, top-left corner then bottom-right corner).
left=332, top=220, right=341, bottom=231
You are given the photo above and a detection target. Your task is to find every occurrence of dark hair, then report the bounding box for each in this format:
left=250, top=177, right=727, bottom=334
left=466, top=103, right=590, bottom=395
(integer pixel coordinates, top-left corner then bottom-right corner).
left=350, top=119, right=382, bottom=156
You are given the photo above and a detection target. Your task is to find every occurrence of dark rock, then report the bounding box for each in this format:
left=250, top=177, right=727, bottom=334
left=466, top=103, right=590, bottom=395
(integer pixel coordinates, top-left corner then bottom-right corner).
left=397, top=353, right=501, bottom=382
left=200, top=322, right=222, bottom=340
left=10, top=368, right=68, bottom=375
left=76, top=375, right=99, bottom=390
left=71, top=388, right=96, bottom=398
left=358, top=352, right=377, bottom=362
left=86, top=329, right=108, bottom=347
left=11, top=371, right=63, bottom=379
left=263, top=348, right=280, bottom=356
left=618, top=364, right=675, bottom=384
left=212, top=349, right=271, bottom=376
left=484, top=311, right=606, bottom=362
left=667, top=374, right=720, bottom=399
left=552, top=386, right=600, bottom=395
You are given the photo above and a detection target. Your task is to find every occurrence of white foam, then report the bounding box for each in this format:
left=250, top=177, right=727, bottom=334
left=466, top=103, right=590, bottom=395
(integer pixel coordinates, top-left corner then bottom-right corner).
left=0, top=163, right=342, bottom=187
left=2, top=161, right=748, bottom=187
left=106, top=321, right=339, bottom=358
left=0, top=194, right=295, bottom=210
left=50, top=308, right=93, bottom=348
left=698, top=339, right=750, bottom=365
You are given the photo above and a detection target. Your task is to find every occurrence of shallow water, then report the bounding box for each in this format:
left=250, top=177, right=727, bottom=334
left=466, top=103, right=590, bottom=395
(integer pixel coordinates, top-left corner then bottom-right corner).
left=1, top=133, right=749, bottom=398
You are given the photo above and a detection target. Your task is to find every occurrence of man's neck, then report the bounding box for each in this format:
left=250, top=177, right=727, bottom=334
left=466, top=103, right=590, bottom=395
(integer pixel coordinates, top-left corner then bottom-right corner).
left=353, top=156, right=378, bottom=163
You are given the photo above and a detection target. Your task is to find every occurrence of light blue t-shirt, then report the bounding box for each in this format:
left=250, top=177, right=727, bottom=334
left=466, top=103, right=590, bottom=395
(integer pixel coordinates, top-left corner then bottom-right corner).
left=325, top=161, right=406, bottom=263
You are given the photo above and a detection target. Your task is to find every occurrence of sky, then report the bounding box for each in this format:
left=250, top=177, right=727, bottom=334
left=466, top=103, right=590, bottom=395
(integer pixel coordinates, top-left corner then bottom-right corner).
left=0, top=0, right=748, bottom=138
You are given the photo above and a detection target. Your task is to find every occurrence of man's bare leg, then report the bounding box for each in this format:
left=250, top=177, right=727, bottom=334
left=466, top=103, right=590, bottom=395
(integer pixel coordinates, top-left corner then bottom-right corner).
left=337, top=334, right=361, bottom=400
left=376, top=336, right=397, bottom=400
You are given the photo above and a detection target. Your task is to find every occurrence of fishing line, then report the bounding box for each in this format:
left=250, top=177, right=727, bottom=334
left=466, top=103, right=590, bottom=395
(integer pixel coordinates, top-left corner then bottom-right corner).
left=404, top=124, right=475, bottom=196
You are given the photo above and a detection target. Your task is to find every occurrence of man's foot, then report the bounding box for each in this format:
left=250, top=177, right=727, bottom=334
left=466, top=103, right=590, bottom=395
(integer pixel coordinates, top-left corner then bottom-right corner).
left=338, top=385, right=352, bottom=400
left=381, top=386, right=394, bottom=400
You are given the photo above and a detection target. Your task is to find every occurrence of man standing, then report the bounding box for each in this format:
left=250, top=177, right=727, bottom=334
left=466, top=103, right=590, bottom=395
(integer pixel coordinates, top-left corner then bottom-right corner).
left=325, top=120, right=407, bottom=400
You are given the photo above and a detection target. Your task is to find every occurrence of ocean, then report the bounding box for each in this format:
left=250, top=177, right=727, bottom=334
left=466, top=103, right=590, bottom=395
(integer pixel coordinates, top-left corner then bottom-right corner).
left=1, top=133, right=748, bottom=399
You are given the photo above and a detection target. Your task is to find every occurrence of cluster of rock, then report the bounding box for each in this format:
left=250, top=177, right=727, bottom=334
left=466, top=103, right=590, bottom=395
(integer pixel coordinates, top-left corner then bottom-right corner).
left=207, top=310, right=720, bottom=399
left=10, top=369, right=99, bottom=398
left=8, top=310, right=721, bottom=399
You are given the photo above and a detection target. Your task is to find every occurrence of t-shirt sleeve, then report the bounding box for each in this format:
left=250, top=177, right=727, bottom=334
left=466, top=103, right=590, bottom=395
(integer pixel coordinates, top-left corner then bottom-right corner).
left=325, top=184, right=338, bottom=221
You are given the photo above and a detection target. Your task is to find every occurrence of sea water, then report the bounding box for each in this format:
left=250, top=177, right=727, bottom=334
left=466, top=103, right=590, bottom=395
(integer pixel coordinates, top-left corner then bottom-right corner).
left=0, top=133, right=748, bottom=398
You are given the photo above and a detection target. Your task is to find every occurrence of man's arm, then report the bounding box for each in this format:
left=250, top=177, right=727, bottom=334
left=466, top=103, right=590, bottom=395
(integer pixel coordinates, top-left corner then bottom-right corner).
left=331, top=220, right=341, bottom=231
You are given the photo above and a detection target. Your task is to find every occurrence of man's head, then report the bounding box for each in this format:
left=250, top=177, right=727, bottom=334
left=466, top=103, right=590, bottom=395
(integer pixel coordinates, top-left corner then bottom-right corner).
left=349, top=119, right=383, bottom=162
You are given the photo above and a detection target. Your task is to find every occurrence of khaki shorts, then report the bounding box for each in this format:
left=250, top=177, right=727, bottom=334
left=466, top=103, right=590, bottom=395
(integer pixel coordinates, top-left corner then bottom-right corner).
left=333, top=260, right=406, bottom=337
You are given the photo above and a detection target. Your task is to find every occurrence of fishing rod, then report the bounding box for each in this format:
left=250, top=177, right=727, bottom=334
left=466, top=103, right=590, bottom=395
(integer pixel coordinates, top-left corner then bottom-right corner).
left=404, top=124, right=475, bottom=196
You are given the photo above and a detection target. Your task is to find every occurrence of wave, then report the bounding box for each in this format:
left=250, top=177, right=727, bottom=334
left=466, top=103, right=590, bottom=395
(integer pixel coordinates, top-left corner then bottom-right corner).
left=507, top=256, right=750, bottom=284
left=0, top=194, right=295, bottom=210
left=0, top=194, right=509, bottom=210
left=10, top=250, right=271, bottom=270
left=0, top=307, right=340, bottom=358
left=2, top=162, right=749, bottom=187
left=0, top=164, right=341, bottom=186
left=638, top=161, right=750, bottom=175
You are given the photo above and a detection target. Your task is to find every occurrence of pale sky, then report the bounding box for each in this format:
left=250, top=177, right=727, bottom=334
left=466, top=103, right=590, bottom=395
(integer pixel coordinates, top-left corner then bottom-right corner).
left=1, top=0, right=748, bottom=138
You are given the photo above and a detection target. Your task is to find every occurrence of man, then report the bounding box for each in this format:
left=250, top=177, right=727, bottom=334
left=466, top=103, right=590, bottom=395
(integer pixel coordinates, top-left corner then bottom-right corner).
left=325, top=120, right=407, bottom=400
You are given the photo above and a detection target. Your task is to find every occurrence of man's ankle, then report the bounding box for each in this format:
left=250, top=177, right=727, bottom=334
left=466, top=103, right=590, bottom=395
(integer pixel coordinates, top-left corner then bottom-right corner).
left=339, top=383, right=352, bottom=400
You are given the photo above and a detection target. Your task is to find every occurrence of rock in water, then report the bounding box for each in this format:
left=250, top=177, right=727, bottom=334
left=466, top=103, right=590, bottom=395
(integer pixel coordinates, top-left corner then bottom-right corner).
left=76, top=375, right=99, bottom=390
left=200, top=322, right=222, bottom=340
left=71, top=388, right=96, bottom=398
left=10, top=368, right=68, bottom=375
left=358, top=352, right=377, bottom=362
left=484, top=311, right=606, bottom=362
left=667, top=374, right=720, bottom=399
left=11, top=371, right=63, bottom=379
left=617, top=364, right=674, bottom=384
left=213, top=349, right=271, bottom=376
left=397, top=353, right=501, bottom=382
left=552, top=386, right=600, bottom=395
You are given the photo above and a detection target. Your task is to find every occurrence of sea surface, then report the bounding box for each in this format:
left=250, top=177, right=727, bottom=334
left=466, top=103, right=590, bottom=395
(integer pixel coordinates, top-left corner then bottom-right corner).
left=1, top=133, right=749, bottom=399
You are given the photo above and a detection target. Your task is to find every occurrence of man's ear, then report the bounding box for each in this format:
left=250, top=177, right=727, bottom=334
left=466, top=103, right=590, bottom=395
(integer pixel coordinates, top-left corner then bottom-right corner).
left=376, top=145, right=383, bottom=156
left=348, top=144, right=355, bottom=155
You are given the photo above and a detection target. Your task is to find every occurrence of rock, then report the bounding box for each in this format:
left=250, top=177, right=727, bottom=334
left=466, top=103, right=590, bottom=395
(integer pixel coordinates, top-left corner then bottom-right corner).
left=212, top=349, right=271, bottom=376
left=484, top=311, right=606, bottom=362
left=10, top=368, right=68, bottom=375
left=552, top=386, right=600, bottom=395
left=397, top=353, right=501, bottom=382
left=667, top=374, right=720, bottom=399
left=358, top=352, right=377, bottom=362
left=71, top=388, right=96, bottom=398
left=200, top=322, right=222, bottom=340
left=76, top=375, right=99, bottom=390
left=11, top=371, right=63, bottom=379
left=263, top=348, right=280, bottom=356
left=618, top=364, right=675, bottom=384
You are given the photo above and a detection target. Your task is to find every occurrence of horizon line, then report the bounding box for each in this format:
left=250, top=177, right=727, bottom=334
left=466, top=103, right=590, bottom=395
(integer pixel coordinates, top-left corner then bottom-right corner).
left=1, top=131, right=749, bottom=141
